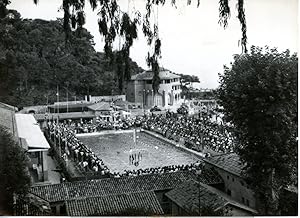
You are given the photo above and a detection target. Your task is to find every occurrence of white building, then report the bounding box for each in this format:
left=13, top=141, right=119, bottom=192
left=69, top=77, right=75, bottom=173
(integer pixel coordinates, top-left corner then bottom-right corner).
left=126, top=69, right=182, bottom=108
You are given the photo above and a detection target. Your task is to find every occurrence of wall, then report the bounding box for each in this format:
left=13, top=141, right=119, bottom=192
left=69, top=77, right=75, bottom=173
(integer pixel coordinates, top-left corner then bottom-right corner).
left=89, top=95, right=126, bottom=103
left=126, top=81, right=136, bottom=103
left=42, top=150, right=48, bottom=181
left=224, top=204, right=253, bottom=216
left=169, top=202, right=191, bottom=216
left=205, top=164, right=256, bottom=209
left=127, top=77, right=182, bottom=108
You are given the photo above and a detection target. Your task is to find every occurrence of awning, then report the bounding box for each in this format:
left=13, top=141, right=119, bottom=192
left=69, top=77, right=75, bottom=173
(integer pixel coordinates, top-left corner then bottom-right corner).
left=15, top=114, right=50, bottom=151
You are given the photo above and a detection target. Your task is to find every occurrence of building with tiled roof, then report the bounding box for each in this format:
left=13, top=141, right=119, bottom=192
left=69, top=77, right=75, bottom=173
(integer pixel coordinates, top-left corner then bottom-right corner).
left=29, top=171, right=196, bottom=203
left=87, top=102, right=111, bottom=111
left=204, top=153, right=256, bottom=210
left=65, top=191, right=164, bottom=216
left=126, top=69, right=182, bottom=109
left=204, top=152, right=244, bottom=177
left=15, top=193, right=51, bottom=216
left=165, top=180, right=228, bottom=215
left=28, top=171, right=200, bottom=215
left=27, top=169, right=258, bottom=216
left=165, top=180, right=257, bottom=216
left=199, top=167, right=224, bottom=185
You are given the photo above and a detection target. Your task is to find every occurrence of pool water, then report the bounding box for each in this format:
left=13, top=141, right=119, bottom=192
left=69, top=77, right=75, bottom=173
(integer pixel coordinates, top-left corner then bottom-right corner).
left=79, top=132, right=201, bottom=173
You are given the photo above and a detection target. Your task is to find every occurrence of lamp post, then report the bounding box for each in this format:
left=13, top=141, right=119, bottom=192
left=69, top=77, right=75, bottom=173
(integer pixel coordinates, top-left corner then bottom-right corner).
left=143, top=89, right=145, bottom=115
left=151, top=89, right=154, bottom=107
left=63, top=85, right=72, bottom=113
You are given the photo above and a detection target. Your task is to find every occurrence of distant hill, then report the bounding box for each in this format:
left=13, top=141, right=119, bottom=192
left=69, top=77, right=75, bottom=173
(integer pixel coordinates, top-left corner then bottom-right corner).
left=0, top=10, right=143, bottom=108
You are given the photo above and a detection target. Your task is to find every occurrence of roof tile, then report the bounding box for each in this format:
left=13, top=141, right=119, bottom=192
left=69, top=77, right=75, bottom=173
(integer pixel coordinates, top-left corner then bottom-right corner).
left=66, top=191, right=164, bottom=216
left=204, top=153, right=244, bottom=177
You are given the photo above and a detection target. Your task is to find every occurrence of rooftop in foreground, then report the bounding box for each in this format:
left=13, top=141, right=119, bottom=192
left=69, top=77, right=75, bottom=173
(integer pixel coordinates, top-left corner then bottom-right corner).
left=204, top=153, right=244, bottom=177
left=30, top=171, right=196, bottom=203
left=66, top=191, right=164, bottom=216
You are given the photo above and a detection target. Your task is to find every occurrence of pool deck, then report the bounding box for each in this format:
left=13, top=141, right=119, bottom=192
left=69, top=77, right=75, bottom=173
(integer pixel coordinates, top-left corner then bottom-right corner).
left=76, top=129, right=136, bottom=137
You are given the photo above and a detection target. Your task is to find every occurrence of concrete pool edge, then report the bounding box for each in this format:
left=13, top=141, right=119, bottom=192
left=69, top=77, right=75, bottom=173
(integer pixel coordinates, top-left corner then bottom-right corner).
left=76, top=129, right=136, bottom=137
left=142, top=129, right=205, bottom=159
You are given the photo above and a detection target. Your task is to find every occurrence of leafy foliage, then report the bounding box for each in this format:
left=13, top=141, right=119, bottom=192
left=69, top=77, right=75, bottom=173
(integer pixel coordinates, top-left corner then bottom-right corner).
left=21, top=0, right=247, bottom=92
left=0, top=125, right=31, bottom=214
left=179, top=74, right=200, bottom=83
left=0, top=11, right=142, bottom=108
left=217, top=46, right=298, bottom=215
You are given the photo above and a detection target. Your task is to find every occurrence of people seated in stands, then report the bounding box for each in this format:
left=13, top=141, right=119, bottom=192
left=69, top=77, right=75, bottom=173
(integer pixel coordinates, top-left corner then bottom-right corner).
left=141, top=112, right=235, bottom=154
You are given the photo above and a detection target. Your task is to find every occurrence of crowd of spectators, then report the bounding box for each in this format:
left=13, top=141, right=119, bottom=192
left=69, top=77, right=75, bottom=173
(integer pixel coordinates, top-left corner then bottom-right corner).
left=64, top=117, right=143, bottom=133
left=55, top=109, right=235, bottom=154
left=112, top=161, right=204, bottom=178
left=141, top=111, right=235, bottom=153
left=47, top=121, right=205, bottom=179
left=48, top=121, right=111, bottom=176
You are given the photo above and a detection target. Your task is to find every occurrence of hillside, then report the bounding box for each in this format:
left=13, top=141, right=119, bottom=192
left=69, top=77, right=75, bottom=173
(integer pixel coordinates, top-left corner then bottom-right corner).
left=0, top=10, right=143, bottom=108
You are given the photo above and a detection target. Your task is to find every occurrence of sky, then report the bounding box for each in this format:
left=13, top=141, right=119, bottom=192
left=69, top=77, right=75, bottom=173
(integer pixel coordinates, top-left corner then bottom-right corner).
left=8, top=0, right=298, bottom=89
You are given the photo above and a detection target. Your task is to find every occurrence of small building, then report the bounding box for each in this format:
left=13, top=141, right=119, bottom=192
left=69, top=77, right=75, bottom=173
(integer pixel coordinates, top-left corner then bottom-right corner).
left=87, top=102, right=114, bottom=122
left=126, top=69, right=182, bottom=108
left=204, top=153, right=256, bottom=209
left=88, top=94, right=126, bottom=103
left=48, top=102, right=92, bottom=113
left=165, top=180, right=257, bottom=216
left=15, top=114, right=50, bottom=183
left=28, top=171, right=196, bottom=215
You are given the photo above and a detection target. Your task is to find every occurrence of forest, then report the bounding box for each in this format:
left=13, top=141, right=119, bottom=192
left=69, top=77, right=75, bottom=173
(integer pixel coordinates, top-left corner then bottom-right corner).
left=0, top=9, right=143, bottom=108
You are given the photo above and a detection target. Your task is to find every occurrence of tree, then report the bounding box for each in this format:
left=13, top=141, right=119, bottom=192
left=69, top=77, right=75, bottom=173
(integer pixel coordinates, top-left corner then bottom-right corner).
left=1, top=0, right=248, bottom=93
left=0, top=13, right=142, bottom=107
left=0, top=125, right=31, bottom=215
left=217, top=46, right=297, bottom=215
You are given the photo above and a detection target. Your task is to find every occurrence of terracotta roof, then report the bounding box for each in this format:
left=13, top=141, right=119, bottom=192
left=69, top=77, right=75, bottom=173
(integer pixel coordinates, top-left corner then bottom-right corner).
left=165, top=180, right=228, bottom=214
left=204, top=153, right=244, bottom=177
left=87, top=102, right=111, bottom=111
left=30, top=171, right=196, bottom=203
left=199, top=167, right=224, bottom=184
left=65, top=191, right=164, bottom=216
left=15, top=193, right=51, bottom=216
left=131, top=70, right=181, bottom=81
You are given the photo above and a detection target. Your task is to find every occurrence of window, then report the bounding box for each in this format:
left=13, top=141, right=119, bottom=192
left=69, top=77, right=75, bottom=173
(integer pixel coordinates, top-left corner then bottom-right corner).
left=162, top=194, right=169, bottom=202
left=227, top=189, right=231, bottom=196
left=242, top=197, right=245, bottom=203
left=51, top=206, right=57, bottom=215
left=227, top=175, right=229, bottom=180
left=232, top=177, right=235, bottom=182
left=29, top=152, right=38, bottom=158
left=246, top=199, right=250, bottom=206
